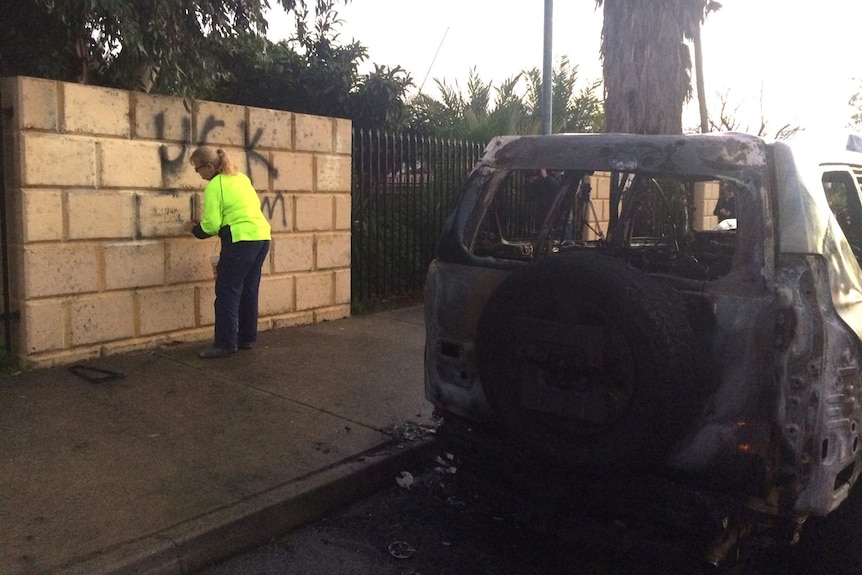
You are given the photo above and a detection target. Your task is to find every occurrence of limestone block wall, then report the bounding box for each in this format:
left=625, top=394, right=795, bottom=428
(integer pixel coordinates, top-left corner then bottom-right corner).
left=694, top=180, right=721, bottom=230
left=0, top=76, right=352, bottom=368
left=583, top=173, right=611, bottom=241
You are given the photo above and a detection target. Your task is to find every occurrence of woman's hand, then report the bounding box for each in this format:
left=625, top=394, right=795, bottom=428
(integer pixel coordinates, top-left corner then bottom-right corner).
left=183, top=221, right=198, bottom=233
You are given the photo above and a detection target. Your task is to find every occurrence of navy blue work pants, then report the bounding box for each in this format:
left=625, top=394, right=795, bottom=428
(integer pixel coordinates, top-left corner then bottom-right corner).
left=214, top=238, right=270, bottom=351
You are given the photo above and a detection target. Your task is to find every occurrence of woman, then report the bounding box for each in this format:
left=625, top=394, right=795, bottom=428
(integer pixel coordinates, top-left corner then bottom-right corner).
left=183, top=146, right=271, bottom=359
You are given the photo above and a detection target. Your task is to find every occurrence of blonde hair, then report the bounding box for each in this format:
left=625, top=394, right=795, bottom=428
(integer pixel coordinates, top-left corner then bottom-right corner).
left=189, top=146, right=239, bottom=175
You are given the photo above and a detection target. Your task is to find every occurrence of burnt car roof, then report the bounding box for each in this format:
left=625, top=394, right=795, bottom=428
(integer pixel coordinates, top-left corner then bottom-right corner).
left=480, top=132, right=769, bottom=177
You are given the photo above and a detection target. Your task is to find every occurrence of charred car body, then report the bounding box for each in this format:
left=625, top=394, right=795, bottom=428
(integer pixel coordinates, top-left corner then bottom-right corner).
left=424, top=132, right=862, bottom=562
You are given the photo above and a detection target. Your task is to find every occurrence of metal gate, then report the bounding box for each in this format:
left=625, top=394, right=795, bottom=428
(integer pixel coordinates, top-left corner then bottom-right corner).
left=351, top=129, right=484, bottom=311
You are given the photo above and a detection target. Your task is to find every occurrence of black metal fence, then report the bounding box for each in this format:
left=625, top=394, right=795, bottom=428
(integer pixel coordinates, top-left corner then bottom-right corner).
left=351, top=130, right=485, bottom=311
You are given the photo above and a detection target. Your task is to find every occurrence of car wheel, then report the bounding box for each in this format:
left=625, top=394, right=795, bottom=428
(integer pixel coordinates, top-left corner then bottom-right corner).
left=475, top=250, right=697, bottom=470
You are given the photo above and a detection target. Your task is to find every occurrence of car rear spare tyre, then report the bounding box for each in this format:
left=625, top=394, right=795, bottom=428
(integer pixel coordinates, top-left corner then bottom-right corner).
left=475, top=250, right=697, bottom=470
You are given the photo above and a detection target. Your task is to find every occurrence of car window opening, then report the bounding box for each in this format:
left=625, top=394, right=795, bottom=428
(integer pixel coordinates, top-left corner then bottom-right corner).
left=470, top=169, right=740, bottom=282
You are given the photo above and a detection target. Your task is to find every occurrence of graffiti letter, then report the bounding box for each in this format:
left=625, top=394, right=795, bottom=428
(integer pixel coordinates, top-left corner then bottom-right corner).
left=242, top=121, right=278, bottom=182
left=198, top=115, right=225, bottom=144
left=156, top=112, right=192, bottom=184
left=260, top=192, right=287, bottom=227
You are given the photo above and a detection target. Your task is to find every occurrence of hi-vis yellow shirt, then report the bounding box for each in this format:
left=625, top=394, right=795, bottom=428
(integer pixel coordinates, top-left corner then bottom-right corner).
left=199, top=173, right=271, bottom=241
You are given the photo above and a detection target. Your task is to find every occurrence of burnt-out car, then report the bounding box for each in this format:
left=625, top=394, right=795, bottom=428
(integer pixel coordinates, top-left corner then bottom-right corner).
left=424, top=132, right=862, bottom=564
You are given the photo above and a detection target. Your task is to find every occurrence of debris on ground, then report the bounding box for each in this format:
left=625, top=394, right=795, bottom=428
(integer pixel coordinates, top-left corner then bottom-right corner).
left=384, top=420, right=440, bottom=442
left=434, top=453, right=457, bottom=475
left=395, top=471, right=414, bottom=489
left=387, top=540, right=417, bottom=559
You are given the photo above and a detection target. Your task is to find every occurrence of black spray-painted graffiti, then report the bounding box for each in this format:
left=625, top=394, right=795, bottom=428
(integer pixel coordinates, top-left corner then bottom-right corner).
left=260, top=193, right=288, bottom=227
left=155, top=111, right=284, bottom=224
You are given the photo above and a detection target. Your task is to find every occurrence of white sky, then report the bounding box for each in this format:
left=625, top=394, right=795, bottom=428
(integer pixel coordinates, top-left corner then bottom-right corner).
left=266, top=1, right=862, bottom=133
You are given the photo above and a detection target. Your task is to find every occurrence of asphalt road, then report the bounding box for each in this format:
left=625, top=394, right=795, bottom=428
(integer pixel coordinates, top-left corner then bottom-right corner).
left=192, top=423, right=862, bottom=575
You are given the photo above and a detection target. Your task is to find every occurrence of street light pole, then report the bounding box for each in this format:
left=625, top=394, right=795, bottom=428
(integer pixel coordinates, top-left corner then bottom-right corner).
left=541, top=0, right=553, bottom=135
